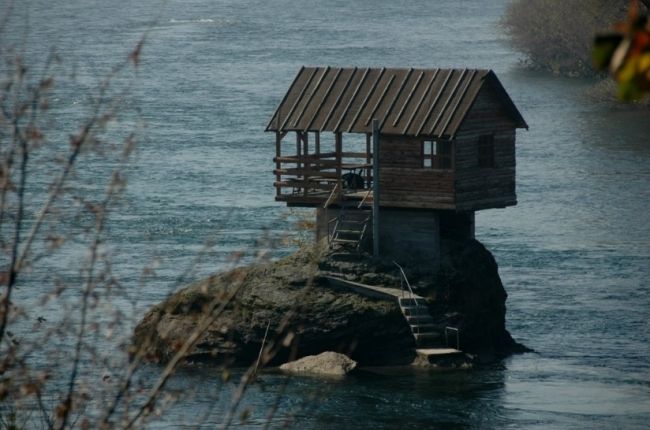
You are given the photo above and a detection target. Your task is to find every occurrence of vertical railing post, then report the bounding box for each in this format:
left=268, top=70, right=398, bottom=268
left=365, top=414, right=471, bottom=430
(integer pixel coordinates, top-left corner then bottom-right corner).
left=372, top=119, right=380, bottom=257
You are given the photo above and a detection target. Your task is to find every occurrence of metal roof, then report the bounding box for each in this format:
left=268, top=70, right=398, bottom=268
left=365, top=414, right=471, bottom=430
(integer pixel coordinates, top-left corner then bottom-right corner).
left=266, top=67, right=527, bottom=138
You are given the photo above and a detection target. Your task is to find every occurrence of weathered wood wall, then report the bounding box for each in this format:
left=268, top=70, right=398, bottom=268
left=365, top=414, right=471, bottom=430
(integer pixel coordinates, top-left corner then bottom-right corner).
left=453, top=86, right=517, bottom=211
left=378, top=135, right=455, bottom=209
left=315, top=207, right=441, bottom=262
left=378, top=208, right=440, bottom=262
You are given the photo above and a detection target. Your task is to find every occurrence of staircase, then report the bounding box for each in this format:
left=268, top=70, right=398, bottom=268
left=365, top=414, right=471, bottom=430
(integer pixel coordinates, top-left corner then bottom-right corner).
left=394, top=262, right=441, bottom=348
left=326, top=188, right=372, bottom=250
left=398, top=296, right=439, bottom=348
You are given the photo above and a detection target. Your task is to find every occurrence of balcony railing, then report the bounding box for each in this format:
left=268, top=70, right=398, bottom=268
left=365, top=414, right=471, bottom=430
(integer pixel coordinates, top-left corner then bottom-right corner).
left=273, top=151, right=372, bottom=203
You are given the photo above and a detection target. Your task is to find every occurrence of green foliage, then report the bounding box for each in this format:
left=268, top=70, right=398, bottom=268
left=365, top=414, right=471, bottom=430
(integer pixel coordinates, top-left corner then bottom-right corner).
left=593, top=2, right=650, bottom=101
left=502, top=0, right=628, bottom=77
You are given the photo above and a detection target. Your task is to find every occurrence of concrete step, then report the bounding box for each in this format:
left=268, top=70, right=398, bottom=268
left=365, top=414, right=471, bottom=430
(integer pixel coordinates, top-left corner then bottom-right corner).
left=413, top=348, right=472, bottom=367
left=401, top=306, right=430, bottom=316
left=410, top=324, right=438, bottom=333
left=406, top=315, right=434, bottom=324
left=398, top=297, right=427, bottom=307
left=413, top=332, right=441, bottom=341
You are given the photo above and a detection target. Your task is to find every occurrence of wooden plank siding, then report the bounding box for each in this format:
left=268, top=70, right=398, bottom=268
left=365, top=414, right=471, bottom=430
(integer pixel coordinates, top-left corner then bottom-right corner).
left=453, top=86, right=518, bottom=211
left=378, top=135, right=455, bottom=209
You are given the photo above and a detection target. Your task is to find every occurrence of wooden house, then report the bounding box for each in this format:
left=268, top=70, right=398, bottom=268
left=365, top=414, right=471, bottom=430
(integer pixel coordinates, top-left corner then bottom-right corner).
left=266, top=67, right=527, bottom=261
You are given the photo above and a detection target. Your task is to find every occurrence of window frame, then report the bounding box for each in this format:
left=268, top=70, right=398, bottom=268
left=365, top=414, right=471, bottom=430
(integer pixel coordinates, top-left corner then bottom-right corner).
left=478, top=134, right=495, bottom=168
left=422, top=139, right=453, bottom=170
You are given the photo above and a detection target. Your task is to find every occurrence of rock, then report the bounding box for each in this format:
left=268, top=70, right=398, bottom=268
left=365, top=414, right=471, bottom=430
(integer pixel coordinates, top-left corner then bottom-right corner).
left=279, top=351, right=357, bottom=376
left=131, top=239, right=528, bottom=367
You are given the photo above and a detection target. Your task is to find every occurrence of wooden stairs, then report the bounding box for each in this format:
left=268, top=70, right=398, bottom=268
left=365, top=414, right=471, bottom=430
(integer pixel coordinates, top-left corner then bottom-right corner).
left=326, top=188, right=372, bottom=250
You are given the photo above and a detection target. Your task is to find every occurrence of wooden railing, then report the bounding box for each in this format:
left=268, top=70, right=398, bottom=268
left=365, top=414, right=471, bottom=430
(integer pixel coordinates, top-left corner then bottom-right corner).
left=273, top=151, right=373, bottom=201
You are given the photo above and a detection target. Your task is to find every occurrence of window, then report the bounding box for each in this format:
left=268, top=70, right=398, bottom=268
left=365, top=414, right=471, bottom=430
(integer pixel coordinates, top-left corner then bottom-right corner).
left=423, top=140, right=433, bottom=168
left=478, top=134, right=495, bottom=168
left=422, top=140, right=453, bottom=169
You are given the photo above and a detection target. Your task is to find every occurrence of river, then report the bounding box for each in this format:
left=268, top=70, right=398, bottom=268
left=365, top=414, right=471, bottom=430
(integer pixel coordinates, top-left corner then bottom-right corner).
left=4, top=0, right=650, bottom=428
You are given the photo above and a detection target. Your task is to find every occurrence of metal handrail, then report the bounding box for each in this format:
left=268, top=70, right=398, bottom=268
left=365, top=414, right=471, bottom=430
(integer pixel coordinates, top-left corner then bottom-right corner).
left=445, top=326, right=460, bottom=350
left=393, top=261, right=415, bottom=300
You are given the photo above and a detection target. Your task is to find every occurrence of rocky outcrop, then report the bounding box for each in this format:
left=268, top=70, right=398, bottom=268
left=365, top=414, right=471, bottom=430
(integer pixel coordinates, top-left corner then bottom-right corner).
left=132, top=239, right=527, bottom=367
left=279, top=352, right=357, bottom=376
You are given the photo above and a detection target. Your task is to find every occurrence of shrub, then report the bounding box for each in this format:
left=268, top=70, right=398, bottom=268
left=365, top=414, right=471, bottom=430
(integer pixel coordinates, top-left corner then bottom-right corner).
left=502, top=0, right=628, bottom=77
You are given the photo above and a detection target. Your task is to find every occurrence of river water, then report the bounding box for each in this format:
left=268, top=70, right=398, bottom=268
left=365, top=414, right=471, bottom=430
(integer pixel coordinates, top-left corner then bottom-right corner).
left=4, top=0, right=650, bottom=428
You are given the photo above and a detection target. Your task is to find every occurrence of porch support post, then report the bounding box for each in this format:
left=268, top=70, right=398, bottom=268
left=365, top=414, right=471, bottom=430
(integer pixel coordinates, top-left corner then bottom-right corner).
left=275, top=131, right=282, bottom=197
left=365, top=133, right=372, bottom=185
left=303, top=132, right=309, bottom=197
left=372, top=119, right=380, bottom=257
left=296, top=132, right=302, bottom=170
left=335, top=132, right=342, bottom=194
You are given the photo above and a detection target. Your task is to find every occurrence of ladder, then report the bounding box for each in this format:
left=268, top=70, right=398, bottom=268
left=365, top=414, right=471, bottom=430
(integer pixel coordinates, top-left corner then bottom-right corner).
left=326, top=187, right=372, bottom=250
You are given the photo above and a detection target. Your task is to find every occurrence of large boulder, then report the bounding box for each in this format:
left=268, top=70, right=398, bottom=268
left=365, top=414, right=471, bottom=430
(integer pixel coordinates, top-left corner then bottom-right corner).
left=131, top=239, right=527, bottom=367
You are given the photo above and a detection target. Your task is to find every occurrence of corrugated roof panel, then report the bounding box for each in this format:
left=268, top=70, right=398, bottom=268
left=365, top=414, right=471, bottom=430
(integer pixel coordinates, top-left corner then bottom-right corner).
left=341, top=68, right=385, bottom=133
left=427, top=69, right=470, bottom=137
left=380, top=69, right=421, bottom=135
left=397, top=69, right=439, bottom=135
left=268, top=67, right=309, bottom=131
left=266, top=67, right=527, bottom=137
left=331, top=68, right=370, bottom=132
left=278, top=67, right=321, bottom=131
left=319, top=67, right=358, bottom=131
left=355, top=69, right=399, bottom=133
left=291, top=67, right=334, bottom=130
left=407, top=69, right=453, bottom=136
left=439, top=69, right=484, bottom=137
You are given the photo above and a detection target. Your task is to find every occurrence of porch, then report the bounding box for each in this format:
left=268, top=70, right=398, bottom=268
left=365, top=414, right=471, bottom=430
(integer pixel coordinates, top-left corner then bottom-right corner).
left=273, top=130, right=374, bottom=207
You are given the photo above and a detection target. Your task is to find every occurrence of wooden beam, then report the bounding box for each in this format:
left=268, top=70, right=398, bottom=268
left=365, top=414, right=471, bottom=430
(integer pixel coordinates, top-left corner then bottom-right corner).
left=372, top=119, right=380, bottom=257
left=366, top=133, right=372, bottom=184
left=416, top=69, right=453, bottom=137
left=296, top=132, right=302, bottom=169
left=378, top=68, right=413, bottom=130
left=347, top=68, right=385, bottom=133
left=427, top=69, right=467, bottom=136
left=393, top=70, right=424, bottom=126
left=335, top=132, right=342, bottom=192
left=275, top=131, right=282, bottom=196
left=279, top=68, right=318, bottom=131
left=439, top=70, right=476, bottom=137
left=334, top=67, right=370, bottom=132
left=306, top=67, right=342, bottom=130
left=292, top=67, right=330, bottom=128
left=322, top=67, right=357, bottom=131
left=303, top=132, right=310, bottom=197
left=266, top=66, right=304, bottom=131
left=403, top=69, right=439, bottom=135
left=364, top=73, right=396, bottom=126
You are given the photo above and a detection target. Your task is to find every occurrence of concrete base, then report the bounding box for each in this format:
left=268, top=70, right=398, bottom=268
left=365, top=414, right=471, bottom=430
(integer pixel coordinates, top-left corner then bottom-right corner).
left=413, top=348, right=474, bottom=368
